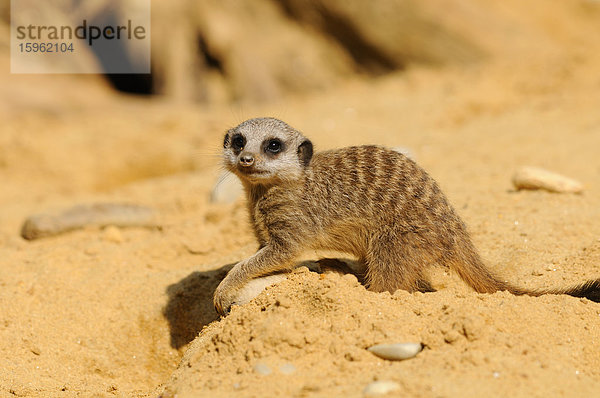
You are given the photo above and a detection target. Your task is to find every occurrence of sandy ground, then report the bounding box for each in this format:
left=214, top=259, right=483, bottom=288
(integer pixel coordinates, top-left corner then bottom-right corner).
left=2, top=12, right=600, bottom=398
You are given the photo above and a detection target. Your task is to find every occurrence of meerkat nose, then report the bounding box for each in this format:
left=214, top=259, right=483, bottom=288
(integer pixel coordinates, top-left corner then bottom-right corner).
left=239, top=153, right=255, bottom=167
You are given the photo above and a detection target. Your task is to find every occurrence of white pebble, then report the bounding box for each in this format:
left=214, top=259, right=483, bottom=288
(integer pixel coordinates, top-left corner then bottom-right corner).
left=512, top=166, right=583, bottom=193
left=363, top=380, right=400, bottom=396
left=279, top=363, right=297, bottom=375
left=392, top=146, right=415, bottom=160
left=367, top=342, right=422, bottom=361
left=210, top=172, right=244, bottom=203
left=253, top=362, right=272, bottom=375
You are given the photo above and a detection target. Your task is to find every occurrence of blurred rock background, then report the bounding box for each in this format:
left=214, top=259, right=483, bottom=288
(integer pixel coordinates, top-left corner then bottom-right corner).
left=1, top=0, right=599, bottom=213
left=4, top=0, right=599, bottom=103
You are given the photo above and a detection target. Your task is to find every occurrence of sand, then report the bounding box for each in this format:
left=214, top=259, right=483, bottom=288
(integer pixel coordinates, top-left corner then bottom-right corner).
left=3, top=5, right=600, bottom=397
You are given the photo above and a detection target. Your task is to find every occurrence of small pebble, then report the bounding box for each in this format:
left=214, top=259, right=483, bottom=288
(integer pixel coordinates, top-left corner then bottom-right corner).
left=363, top=380, right=400, bottom=396
left=367, top=342, right=422, bottom=361
left=392, top=146, right=415, bottom=160
left=253, top=362, right=272, bottom=375
left=512, top=166, right=583, bottom=193
left=279, top=363, right=297, bottom=375
left=103, top=226, right=123, bottom=243
left=84, top=246, right=100, bottom=256
left=210, top=172, right=244, bottom=203
left=531, top=269, right=544, bottom=276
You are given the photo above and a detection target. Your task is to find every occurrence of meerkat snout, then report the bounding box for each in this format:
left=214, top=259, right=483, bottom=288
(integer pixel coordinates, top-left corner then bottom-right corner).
left=239, top=153, right=255, bottom=167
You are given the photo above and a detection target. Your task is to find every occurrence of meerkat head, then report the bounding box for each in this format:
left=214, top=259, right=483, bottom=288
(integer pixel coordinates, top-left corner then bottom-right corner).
left=223, top=117, right=313, bottom=185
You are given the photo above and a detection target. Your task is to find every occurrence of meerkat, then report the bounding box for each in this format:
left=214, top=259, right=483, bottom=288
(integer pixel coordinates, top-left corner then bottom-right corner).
left=213, top=117, right=600, bottom=315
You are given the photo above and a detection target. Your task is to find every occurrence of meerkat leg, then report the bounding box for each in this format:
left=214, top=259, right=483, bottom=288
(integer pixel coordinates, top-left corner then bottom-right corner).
left=213, top=244, right=297, bottom=315
left=363, top=234, right=433, bottom=294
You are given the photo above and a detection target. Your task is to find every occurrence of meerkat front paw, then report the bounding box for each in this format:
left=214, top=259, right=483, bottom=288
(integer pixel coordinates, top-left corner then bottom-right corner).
left=214, top=273, right=289, bottom=316
left=213, top=279, right=239, bottom=316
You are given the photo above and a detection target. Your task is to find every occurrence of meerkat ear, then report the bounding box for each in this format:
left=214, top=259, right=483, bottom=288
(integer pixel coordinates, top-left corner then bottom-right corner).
left=223, top=133, right=230, bottom=148
left=298, top=139, right=313, bottom=167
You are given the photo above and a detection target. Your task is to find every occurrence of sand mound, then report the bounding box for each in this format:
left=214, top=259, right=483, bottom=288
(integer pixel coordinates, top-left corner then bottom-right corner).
left=159, top=269, right=600, bottom=397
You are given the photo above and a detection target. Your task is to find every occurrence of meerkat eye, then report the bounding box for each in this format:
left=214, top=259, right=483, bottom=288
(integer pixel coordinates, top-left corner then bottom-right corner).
left=265, top=139, right=282, bottom=154
left=231, top=134, right=245, bottom=151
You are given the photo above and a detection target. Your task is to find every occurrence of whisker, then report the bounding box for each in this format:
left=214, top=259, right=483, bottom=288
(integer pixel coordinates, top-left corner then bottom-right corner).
left=229, top=105, right=247, bottom=127
left=214, top=169, right=233, bottom=187
left=270, top=106, right=289, bottom=122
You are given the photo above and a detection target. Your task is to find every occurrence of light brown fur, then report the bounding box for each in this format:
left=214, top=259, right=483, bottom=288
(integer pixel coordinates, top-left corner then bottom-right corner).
left=213, top=117, right=600, bottom=315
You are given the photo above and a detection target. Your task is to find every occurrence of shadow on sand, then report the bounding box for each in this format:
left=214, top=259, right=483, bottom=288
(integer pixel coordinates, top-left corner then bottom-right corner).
left=162, top=263, right=233, bottom=349
left=162, top=258, right=364, bottom=349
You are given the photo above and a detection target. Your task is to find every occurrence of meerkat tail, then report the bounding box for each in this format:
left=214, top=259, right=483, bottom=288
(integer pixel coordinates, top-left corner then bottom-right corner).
left=449, top=240, right=515, bottom=294
left=539, top=279, right=600, bottom=302
left=451, top=242, right=600, bottom=302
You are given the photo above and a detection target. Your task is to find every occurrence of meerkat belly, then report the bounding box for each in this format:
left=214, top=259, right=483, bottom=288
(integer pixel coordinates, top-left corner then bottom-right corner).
left=310, top=217, right=371, bottom=256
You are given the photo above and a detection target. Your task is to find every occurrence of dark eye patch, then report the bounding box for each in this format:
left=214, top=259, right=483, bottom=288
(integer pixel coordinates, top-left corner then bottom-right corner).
left=264, top=138, right=284, bottom=154
left=231, top=134, right=245, bottom=152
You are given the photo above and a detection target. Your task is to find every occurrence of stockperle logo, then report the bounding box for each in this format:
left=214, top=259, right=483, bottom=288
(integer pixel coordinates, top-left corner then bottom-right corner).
left=11, top=0, right=151, bottom=74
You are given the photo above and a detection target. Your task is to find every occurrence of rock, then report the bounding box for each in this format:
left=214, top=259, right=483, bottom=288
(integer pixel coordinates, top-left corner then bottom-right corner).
left=512, top=166, right=583, bottom=194
left=277, top=0, right=483, bottom=69
left=21, top=203, right=159, bottom=240
left=363, top=380, right=400, bottom=396
left=209, top=172, right=244, bottom=203
left=253, top=362, right=272, bottom=375
left=392, top=146, right=415, bottom=160
left=279, top=363, right=297, bottom=375
left=367, top=342, right=423, bottom=361
left=233, top=274, right=288, bottom=306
